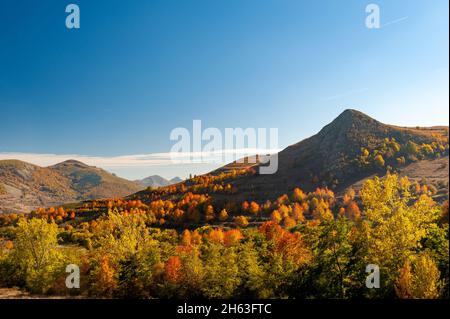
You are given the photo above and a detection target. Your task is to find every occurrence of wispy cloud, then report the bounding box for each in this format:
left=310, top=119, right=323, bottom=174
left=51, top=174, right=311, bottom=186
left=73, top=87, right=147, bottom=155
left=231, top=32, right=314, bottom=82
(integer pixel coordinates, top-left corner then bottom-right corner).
left=0, top=148, right=281, bottom=169
left=381, top=16, right=408, bottom=28
left=321, top=88, right=369, bottom=102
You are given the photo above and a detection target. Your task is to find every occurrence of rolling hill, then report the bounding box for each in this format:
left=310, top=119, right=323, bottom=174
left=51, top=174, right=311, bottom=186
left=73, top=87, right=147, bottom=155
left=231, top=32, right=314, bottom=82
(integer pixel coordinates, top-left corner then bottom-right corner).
left=0, top=159, right=143, bottom=213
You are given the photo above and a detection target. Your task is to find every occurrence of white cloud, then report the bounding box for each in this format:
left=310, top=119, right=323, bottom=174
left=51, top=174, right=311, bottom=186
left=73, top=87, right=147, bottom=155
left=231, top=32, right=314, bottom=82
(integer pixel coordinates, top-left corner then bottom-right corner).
left=0, top=148, right=281, bottom=169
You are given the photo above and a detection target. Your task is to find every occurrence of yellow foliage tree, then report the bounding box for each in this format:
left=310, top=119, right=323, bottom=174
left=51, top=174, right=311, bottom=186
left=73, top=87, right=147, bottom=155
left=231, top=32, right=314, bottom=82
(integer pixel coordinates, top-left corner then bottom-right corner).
left=271, top=210, right=282, bottom=223
left=219, top=209, right=229, bottom=221
left=395, top=254, right=441, bottom=299
left=374, top=154, right=385, bottom=168
left=360, top=174, right=441, bottom=287
left=234, top=216, right=249, bottom=228
left=12, top=218, right=63, bottom=294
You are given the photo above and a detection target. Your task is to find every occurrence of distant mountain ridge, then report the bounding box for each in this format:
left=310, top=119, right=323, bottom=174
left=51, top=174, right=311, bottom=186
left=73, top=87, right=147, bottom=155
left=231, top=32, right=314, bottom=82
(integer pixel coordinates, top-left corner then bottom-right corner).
left=136, top=175, right=183, bottom=188
left=0, top=159, right=143, bottom=213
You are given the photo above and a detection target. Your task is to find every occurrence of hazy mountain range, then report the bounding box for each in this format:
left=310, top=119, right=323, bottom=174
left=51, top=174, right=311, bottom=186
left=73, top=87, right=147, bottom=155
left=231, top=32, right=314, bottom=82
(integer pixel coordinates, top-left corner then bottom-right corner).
left=135, top=175, right=183, bottom=188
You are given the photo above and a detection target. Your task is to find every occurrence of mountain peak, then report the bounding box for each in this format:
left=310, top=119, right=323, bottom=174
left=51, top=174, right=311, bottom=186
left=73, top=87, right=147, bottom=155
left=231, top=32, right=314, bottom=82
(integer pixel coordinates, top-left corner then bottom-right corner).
left=338, top=108, right=362, bottom=117
left=207, top=109, right=449, bottom=201
left=334, top=109, right=375, bottom=123
left=170, top=177, right=183, bottom=184
left=318, top=109, right=381, bottom=136
left=136, top=175, right=183, bottom=188
left=52, top=159, right=90, bottom=168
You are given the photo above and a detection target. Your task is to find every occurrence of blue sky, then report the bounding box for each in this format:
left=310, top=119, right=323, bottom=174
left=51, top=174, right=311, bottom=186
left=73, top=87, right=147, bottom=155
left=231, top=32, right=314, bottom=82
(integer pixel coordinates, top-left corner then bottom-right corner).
left=0, top=0, right=448, bottom=179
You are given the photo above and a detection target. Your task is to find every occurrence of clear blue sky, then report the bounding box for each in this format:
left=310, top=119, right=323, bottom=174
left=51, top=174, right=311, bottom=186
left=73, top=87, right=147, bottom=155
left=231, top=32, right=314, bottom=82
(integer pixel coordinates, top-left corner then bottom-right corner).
left=0, top=0, right=448, bottom=179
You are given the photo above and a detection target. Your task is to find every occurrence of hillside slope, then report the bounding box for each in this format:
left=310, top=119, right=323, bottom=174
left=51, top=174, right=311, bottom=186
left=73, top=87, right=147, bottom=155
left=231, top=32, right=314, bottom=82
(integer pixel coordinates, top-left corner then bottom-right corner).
left=348, top=155, right=449, bottom=202
left=129, top=109, right=448, bottom=206
left=0, top=159, right=142, bottom=213
left=218, top=109, right=449, bottom=201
